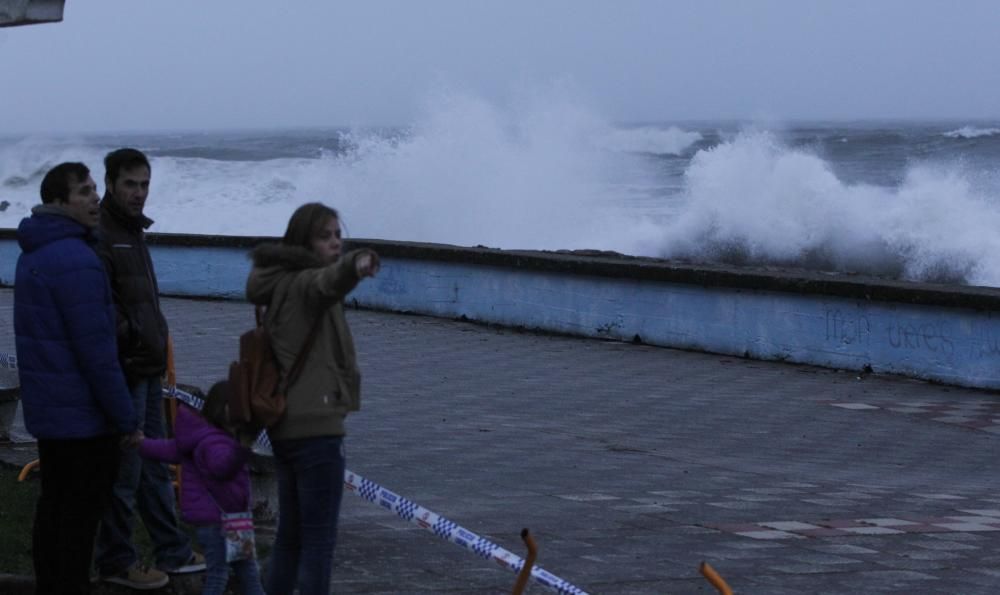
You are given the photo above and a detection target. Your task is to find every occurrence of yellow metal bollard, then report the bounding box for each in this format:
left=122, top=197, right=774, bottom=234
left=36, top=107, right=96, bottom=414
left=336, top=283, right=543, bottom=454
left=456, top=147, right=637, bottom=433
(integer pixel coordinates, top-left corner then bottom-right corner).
left=512, top=528, right=538, bottom=595
left=18, top=458, right=39, bottom=482
left=164, top=336, right=181, bottom=498
left=700, top=561, right=733, bottom=595
left=165, top=335, right=178, bottom=431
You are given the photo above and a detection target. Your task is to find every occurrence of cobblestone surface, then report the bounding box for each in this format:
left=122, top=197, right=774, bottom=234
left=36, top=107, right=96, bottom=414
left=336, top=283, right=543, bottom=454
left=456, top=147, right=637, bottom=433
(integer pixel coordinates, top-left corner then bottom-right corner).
left=3, top=287, right=1000, bottom=593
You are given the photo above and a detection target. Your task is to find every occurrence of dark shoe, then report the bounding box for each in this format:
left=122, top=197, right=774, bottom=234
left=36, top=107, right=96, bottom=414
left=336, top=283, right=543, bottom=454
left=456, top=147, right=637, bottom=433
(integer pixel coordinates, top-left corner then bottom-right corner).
left=160, top=551, right=206, bottom=574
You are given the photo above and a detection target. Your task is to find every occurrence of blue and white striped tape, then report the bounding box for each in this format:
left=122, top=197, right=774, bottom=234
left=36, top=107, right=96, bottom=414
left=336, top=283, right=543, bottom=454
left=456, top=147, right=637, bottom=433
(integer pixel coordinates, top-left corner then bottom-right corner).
left=0, top=351, right=589, bottom=594
left=345, top=470, right=590, bottom=595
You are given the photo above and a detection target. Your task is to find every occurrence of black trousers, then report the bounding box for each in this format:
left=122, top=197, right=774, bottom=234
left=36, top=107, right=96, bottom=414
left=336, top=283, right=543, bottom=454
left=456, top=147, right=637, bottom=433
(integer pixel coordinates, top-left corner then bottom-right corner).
left=33, top=435, right=119, bottom=595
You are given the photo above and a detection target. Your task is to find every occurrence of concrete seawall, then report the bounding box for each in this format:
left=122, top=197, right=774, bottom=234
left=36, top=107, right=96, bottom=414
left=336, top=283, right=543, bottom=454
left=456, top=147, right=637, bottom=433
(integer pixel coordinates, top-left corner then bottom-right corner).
left=3, top=229, right=1000, bottom=389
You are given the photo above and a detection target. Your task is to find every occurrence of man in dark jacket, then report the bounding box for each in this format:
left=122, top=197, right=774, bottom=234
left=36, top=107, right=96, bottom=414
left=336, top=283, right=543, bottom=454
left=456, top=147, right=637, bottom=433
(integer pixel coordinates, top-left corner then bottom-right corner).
left=94, top=149, right=203, bottom=589
left=14, top=162, right=138, bottom=594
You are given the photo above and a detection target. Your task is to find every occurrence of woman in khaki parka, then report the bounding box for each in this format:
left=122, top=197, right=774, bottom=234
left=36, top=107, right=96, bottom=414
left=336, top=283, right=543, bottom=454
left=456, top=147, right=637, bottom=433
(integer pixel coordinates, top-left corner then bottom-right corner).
left=246, top=202, right=379, bottom=595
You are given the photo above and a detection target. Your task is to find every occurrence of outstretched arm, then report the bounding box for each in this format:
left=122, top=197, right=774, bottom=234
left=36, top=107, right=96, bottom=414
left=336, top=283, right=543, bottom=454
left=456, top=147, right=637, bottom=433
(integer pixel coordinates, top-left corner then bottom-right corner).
left=302, top=248, right=380, bottom=305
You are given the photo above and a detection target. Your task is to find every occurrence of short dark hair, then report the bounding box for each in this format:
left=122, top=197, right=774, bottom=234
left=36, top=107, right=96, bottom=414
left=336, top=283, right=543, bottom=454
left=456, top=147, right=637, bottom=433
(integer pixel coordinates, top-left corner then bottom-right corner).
left=104, top=148, right=150, bottom=185
left=282, top=202, right=339, bottom=250
left=39, top=162, right=90, bottom=204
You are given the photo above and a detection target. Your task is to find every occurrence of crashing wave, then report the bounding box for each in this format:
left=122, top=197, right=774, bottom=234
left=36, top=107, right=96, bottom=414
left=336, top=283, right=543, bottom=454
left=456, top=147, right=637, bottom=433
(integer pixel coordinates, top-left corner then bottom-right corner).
left=943, top=126, right=1000, bottom=139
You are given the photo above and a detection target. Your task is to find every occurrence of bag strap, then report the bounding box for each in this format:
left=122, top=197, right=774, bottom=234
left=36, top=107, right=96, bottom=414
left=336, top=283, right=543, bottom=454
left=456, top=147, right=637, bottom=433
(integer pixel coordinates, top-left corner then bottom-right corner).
left=283, top=313, right=323, bottom=390
left=257, top=304, right=324, bottom=393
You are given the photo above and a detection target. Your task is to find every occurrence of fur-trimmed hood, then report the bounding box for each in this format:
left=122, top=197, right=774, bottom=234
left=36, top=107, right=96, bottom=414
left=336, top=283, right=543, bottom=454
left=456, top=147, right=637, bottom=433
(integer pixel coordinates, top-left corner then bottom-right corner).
left=246, top=243, right=325, bottom=305
left=249, top=242, right=325, bottom=271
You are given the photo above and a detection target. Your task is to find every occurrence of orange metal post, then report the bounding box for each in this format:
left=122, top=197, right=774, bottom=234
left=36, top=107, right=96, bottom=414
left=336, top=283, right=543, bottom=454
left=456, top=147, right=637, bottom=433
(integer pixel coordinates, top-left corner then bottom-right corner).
left=164, top=336, right=180, bottom=496
left=18, top=459, right=39, bottom=482
left=512, top=528, right=538, bottom=595
left=700, top=561, right=734, bottom=595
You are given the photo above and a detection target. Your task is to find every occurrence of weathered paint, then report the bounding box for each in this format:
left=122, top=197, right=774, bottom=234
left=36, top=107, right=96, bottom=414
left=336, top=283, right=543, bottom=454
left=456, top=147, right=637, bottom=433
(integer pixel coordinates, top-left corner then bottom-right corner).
left=0, top=239, right=252, bottom=297
left=153, top=245, right=252, bottom=299
left=2, top=233, right=1000, bottom=390
left=350, top=258, right=1000, bottom=389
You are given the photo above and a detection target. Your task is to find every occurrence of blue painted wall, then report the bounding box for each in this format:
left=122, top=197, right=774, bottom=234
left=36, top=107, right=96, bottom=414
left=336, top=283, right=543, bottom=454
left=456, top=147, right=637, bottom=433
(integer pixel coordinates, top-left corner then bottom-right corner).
left=3, top=235, right=1000, bottom=390
left=0, top=240, right=17, bottom=286
left=154, top=245, right=252, bottom=299
left=352, top=257, right=1000, bottom=389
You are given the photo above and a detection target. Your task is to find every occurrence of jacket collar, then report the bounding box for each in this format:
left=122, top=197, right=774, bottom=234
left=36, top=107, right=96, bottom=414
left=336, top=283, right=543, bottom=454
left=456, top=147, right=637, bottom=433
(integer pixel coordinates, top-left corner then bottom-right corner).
left=17, top=205, right=95, bottom=252
left=31, top=203, right=95, bottom=230
left=32, top=204, right=71, bottom=218
left=101, top=193, right=154, bottom=232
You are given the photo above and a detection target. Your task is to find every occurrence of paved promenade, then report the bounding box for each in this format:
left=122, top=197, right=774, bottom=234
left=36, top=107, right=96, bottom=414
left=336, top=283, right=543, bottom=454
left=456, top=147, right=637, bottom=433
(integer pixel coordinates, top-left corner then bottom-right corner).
left=3, top=287, right=1000, bottom=593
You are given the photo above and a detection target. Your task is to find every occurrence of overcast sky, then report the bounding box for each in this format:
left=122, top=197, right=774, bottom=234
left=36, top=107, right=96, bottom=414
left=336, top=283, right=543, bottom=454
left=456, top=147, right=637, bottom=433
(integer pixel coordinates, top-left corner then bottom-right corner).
left=1, top=0, right=998, bottom=134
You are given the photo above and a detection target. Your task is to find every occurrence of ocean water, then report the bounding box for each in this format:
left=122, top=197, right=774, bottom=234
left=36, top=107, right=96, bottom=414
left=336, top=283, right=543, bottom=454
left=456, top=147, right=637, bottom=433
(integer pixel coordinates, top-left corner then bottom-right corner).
left=2, top=96, right=999, bottom=287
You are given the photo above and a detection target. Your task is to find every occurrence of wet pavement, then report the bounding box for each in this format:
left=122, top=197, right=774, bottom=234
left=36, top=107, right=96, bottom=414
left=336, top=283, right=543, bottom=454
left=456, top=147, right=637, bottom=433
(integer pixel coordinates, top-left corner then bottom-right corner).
left=3, top=287, right=1000, bottom=593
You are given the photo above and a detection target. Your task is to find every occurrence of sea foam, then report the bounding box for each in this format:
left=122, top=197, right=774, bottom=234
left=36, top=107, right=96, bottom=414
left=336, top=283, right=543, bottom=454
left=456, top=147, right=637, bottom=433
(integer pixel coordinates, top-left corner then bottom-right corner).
left=2, top=95, right=1000, bottom=287
left=652, top=131, right=1000, bottom=286
left=943, top=126, right=1000, bottom=139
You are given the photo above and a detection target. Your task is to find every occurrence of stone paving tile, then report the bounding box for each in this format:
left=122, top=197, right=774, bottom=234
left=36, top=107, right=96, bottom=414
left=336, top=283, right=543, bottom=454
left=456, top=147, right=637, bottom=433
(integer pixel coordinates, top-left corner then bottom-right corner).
left=805, top=543, right=879, bottom=555
left=827, top=397, right=1000, bottom=435
left=5, top=289, right=1000, bottom=593
left=767, top=562, right=851, bottom=575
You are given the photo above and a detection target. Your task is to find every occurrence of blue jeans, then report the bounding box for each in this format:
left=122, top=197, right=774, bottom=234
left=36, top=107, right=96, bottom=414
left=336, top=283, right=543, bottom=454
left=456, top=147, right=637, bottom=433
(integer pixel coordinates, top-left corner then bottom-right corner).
left=95, top=376, right=193, bottom=575
left=265, top=436, right=345, bottom=595
left=196, top=525, right=265, bottom=595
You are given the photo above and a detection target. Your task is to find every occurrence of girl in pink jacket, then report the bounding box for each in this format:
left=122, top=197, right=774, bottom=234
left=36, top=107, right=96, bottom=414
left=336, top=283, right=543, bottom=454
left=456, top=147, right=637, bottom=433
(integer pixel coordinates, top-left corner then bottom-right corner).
left=139, top=382, right=264, bottom=595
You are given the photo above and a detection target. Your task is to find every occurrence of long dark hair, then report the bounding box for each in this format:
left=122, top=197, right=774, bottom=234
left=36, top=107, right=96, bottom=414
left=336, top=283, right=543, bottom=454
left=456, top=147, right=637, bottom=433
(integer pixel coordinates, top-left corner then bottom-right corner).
left=202, top=381, right=231, bottom=431
left=282, top=202, right=339, bottom=250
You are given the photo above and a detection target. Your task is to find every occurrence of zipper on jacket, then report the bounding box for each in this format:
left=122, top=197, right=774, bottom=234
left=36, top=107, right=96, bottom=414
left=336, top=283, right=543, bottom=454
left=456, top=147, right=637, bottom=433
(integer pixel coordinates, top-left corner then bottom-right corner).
left=140, top=233, right=163, bottom=313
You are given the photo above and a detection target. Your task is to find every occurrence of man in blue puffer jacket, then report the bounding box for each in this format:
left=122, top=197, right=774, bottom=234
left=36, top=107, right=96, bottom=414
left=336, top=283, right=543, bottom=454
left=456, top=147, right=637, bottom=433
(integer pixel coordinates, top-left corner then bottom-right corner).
left=14, top=161, right=138, bottom=594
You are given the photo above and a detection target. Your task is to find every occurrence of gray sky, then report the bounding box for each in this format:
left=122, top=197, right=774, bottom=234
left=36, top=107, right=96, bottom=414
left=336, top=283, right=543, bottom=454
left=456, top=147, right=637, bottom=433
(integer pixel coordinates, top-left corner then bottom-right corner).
left=1, top=0, right=998, bottom=133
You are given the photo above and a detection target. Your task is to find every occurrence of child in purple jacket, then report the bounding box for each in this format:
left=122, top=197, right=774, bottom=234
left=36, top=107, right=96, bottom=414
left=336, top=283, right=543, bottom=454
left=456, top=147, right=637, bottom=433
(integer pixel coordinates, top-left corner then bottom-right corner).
left=139, top=382, right=264, bottom=595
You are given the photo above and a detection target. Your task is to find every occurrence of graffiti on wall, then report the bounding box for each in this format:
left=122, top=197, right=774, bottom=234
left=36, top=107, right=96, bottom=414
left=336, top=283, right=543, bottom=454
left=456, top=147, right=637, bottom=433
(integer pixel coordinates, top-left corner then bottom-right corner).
left=825, top=309, right=871, bottom=346
left=886, top=322, right=954, bottom=355
left=823, top=308, right=989, bottom=359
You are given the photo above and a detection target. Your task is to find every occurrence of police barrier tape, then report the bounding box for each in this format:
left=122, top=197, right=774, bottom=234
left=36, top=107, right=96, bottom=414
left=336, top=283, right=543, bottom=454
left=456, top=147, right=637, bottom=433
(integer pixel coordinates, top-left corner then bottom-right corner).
left=168, top=384, right=589, bottom=594
left=344, top=470, right=589, bottom=595
left=1, top=353, right=590, bottom=594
